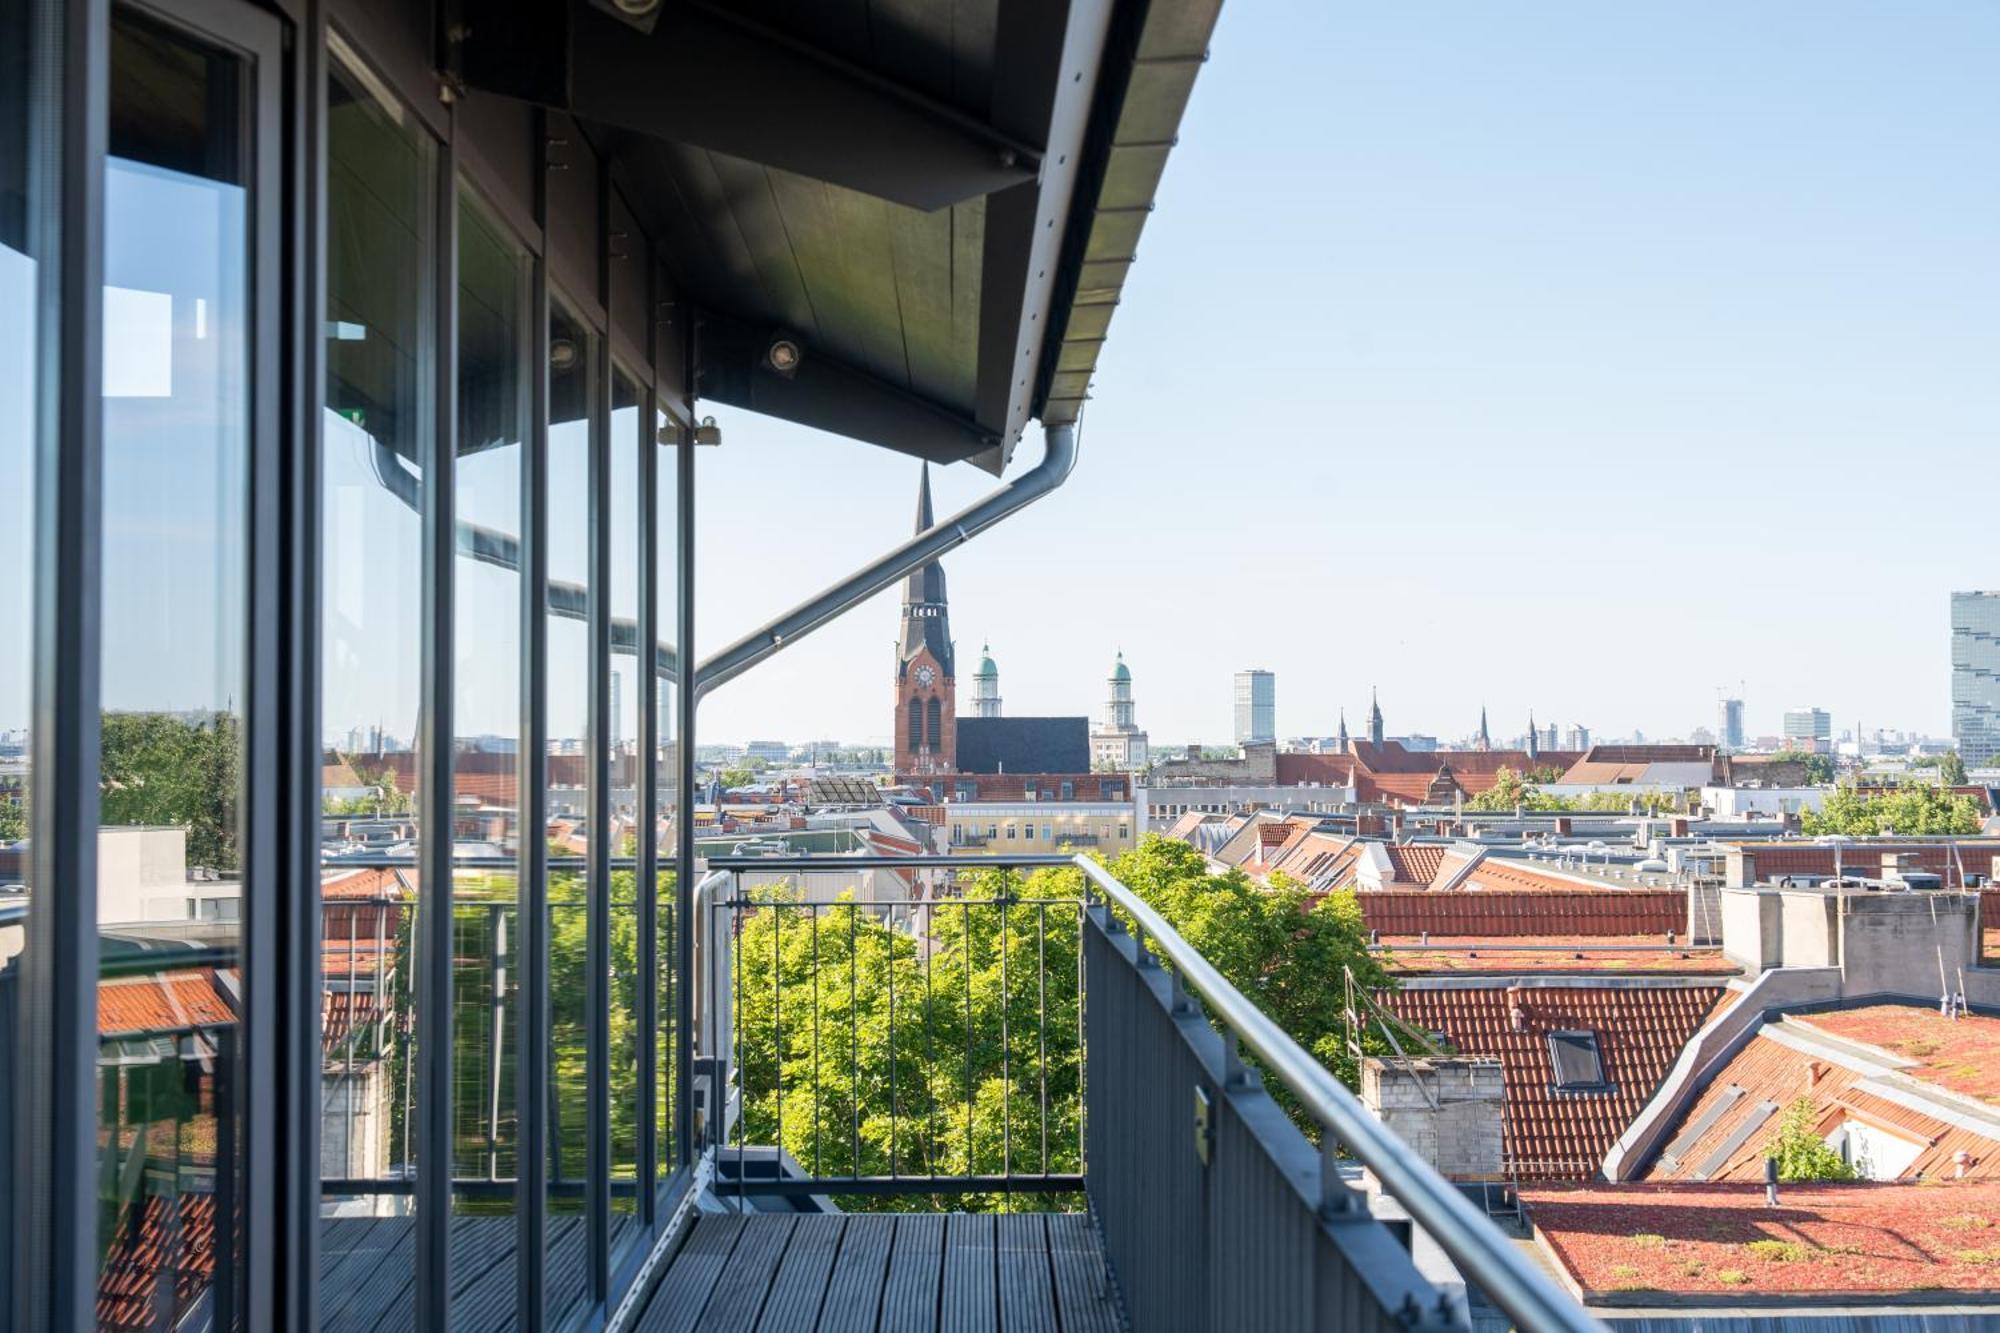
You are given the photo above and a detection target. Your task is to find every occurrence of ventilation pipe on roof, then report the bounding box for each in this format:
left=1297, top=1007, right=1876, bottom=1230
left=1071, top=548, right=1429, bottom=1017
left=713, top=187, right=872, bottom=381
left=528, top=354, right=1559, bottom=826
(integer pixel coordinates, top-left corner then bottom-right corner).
left=693, top=421, right=1080, bottom=700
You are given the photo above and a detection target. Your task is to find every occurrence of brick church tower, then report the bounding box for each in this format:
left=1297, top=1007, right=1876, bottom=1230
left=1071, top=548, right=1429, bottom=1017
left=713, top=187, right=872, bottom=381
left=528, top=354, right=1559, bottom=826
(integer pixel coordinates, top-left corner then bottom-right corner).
left=894, top=465, right=956, bottom=774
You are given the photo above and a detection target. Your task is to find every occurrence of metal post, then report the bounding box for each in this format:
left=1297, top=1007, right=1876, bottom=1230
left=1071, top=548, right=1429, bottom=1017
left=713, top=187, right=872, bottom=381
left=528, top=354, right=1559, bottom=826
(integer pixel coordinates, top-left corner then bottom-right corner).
left=516, top=163, right=551, bottom=1327
left=415, top=101, right=460, bottom=1333
left=587, top=175, right=612, bottom=1301
left=674, top=315, right=697, bottom=1169
left=20, top=4, right=105, bottom=1328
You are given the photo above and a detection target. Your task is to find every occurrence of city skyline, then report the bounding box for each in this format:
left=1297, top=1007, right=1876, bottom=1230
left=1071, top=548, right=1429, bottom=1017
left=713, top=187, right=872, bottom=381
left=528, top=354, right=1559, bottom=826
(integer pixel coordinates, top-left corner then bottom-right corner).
left=687, top=0, right=2000, bottom=747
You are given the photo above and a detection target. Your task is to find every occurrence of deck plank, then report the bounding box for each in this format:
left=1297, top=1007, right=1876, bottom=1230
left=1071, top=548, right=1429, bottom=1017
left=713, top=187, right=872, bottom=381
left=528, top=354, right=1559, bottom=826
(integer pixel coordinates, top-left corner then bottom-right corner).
left=1046, top=1214, right=1121, bottom=1333
left=754, top=1215, right=844, bottom=1331
left=996, top=1215, right=1056, bottom=1333
left=700, top=1214, right=796, bottom=1329
left=940, top=1214, right=997, bottom=1332
left=815, top=1215, right=895, bottom=1333
left=879, top=1214, right=946, bottom=1333
left=630, top=1211, right=1120, bottom=1333
left=635, top=1213, right=748, bottom=1333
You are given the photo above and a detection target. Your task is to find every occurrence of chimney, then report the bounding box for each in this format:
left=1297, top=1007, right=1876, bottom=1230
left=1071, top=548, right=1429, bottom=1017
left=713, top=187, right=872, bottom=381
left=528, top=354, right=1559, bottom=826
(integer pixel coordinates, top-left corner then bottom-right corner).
left=1505, top=985, right=1525, bottom=1032
left=1360, top=1058, right=1506, bottom=1184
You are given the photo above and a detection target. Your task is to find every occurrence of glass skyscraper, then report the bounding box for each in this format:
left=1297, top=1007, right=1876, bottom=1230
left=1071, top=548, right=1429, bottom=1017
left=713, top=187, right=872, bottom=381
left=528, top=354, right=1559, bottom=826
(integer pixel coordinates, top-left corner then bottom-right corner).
left=1953, top=592, right=2000, bottom=766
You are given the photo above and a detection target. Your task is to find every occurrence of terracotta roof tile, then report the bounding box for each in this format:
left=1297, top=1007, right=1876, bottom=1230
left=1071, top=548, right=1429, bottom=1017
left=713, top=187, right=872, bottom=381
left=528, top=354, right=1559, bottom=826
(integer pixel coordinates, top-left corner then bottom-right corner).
left=97, top=972, right=236, bottom=1037
left=1359, top=890, right=1686, bottom=940
left=1385, top=844, right=1446, bottom=883
left=97, top=1193, right=217, bottom=1330
left=1647, top=1006, right=2000, bottom=1185
left=1384, top=983, right=1725, bottom=1180
left=1379, top=937, right=1737, bottom=977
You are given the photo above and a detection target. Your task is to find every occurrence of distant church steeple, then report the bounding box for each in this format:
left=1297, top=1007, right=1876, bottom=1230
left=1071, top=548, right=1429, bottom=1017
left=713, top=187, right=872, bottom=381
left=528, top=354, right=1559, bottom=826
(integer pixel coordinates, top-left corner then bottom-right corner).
left=1368, top=687, right=1384, bottom=746
left=895, top=464, right=956, bottom=773
left=1336, top=707, right=1349, bottom=751
left=1476, top=706, right=1490, bottom=752
left=1526, top=711, right=1539, bottom=762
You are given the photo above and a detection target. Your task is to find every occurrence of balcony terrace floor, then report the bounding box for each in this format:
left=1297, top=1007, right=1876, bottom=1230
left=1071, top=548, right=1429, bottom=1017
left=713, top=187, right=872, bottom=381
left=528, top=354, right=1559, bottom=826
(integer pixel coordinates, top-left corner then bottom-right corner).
left=632, top=1211, right=1124, bottom=1333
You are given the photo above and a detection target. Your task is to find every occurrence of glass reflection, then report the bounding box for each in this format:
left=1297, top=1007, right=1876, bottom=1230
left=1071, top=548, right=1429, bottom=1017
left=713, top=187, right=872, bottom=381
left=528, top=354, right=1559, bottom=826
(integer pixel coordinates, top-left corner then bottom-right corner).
left=98, top=14, right=248, bottom=1329
left=545, top=297, right=594, bottom=1322
left=319, top=47, right=432, bottom=1331
left=450, top=187, right=529, bottom=1325
left=610, top=369, right=640, bottom=1252
left=0, top=0, right=34, bottom=1305
left=653, top=410, right=679, bottom=1191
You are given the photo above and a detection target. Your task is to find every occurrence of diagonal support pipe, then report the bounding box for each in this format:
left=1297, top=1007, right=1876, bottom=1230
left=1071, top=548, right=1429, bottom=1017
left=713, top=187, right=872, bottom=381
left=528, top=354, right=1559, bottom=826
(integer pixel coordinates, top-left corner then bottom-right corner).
left=692, top=421, right=1078, bottom=702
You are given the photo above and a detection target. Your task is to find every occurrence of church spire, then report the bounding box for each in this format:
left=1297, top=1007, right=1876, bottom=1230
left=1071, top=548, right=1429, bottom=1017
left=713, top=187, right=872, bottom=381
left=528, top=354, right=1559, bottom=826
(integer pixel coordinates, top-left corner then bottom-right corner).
left=1368, top=687, right=1384, bottom=746
left=899, top=463, right=954, bottom=677
left=1526, top=710, right=1540, bottom=762
left=1336, top=707, right=1349, bottom=751
left=1476, top=705, right=1490, bottom=751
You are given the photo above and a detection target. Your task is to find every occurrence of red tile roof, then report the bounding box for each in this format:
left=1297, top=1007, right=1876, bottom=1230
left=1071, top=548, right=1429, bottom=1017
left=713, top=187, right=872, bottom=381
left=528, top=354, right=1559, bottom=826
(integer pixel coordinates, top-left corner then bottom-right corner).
left=1384, top=843, right=1446, bottom=884
left=1526, top=1180, right=2000, bottom=1298
left=97, top=971, right=237, bottom=1037
left=1456, top=859, right=1613, bottom=894
left=97, top=1193, right=216, bottom=1330
left=1379, top=937, right=1737, bottom=978
left=1383, top=983, right=1725, bottom=1180
left=1646, top=1006, right=2000, bottom=1185
left=1358, top=890, right=1687, bottom=940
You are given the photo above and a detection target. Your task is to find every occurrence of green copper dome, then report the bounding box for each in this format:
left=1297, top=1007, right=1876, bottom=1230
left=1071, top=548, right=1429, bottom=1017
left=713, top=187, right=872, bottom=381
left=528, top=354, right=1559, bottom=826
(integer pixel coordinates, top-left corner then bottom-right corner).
left=1111, top=652, right=1131, bottom=682
left=977, top=641, right=998, bottom=676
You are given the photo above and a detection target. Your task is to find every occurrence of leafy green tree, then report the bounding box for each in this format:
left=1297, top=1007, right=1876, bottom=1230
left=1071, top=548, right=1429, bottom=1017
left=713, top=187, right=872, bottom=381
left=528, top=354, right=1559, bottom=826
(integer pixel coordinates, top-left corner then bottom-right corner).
left=0, top=795, right=25, bottom=842
left=727, top=836, right=1404, bottom=1211
left=1466, top=766, right=1564, bottom=812
left=99, top=710, right=241, bottom=869
left=1801, top=784, right=1982, bottom=837
left=1765, top=1096, right=1853, bottom=1182
left=1107, top=836, right=1400, bottom=1089
left=1940, top=751, right=1969, bottom=786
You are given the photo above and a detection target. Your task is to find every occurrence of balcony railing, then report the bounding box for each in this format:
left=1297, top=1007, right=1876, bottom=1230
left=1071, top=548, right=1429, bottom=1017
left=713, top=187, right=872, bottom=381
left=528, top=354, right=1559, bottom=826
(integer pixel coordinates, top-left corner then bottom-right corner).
left=695, top=854, right=1598, bottom=1333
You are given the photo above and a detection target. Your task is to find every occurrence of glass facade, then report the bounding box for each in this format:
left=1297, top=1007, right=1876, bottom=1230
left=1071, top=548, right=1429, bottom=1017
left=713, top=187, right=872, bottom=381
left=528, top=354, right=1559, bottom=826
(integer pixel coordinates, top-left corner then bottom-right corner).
left=321, top=43, right=432, bottom=1328
left=1953, top=592, right=2000, bottom=768
left=0, top=0, right=33, bottom=1315
left=544, top=293, right=595, bottom=1322
left=99, top=14, right=253, bottom=1327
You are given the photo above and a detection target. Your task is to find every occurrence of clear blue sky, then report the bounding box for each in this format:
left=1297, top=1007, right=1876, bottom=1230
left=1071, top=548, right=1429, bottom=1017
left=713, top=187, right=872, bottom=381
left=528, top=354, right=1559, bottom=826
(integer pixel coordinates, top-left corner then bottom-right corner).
left=696, top=0, right=2000, bottom=749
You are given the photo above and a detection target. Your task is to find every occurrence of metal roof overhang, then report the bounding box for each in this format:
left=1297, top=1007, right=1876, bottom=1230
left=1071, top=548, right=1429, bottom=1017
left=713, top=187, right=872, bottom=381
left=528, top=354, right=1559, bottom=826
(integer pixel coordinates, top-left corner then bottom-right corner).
left=446, top=0, right=1222, bottom=475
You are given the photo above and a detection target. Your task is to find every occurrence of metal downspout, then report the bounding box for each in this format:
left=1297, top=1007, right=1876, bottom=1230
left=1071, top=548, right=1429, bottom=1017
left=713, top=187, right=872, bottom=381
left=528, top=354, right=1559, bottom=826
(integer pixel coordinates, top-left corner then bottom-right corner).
left=691, top=420, right=1079, bottom=701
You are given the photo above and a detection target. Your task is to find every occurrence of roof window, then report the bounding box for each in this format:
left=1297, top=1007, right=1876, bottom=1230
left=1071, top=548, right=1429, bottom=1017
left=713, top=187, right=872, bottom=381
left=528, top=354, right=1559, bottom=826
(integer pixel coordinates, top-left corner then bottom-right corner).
left=1547, top=1030, right=1609, bottom=1091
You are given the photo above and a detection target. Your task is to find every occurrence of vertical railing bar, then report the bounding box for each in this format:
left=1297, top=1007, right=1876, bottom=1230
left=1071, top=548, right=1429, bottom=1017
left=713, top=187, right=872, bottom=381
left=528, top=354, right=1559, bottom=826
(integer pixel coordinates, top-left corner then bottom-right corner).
left=811, top=903, right=820, bottom=1179
left=848, top=901, right=859, bottom=1181
left=963, top=900, right=973, bottom=1177
left=1037, top=904, right=1048, bottom=1177
left=925, top=897, right=937, bottom=1185
left=887, top=894, right=897, bottom=1179
left=772, top=890, right=782, bottom=1166
left=1076, top=898, right=1085, bottom=1175
left=1001, top=888, right=1011, bottom=1193
left=734, top=895, right=744, bottom=1213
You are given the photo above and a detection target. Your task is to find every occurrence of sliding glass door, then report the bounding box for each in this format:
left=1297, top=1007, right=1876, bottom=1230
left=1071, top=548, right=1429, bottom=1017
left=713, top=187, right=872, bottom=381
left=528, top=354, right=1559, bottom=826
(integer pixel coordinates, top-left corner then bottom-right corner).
left=97, top=2, right=278, bottom=1328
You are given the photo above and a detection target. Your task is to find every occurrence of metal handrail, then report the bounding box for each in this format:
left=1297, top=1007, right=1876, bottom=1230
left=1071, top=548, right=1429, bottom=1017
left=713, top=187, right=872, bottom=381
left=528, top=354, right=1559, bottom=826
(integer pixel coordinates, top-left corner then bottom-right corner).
left=1069, top=856, right=1598, bottom=1333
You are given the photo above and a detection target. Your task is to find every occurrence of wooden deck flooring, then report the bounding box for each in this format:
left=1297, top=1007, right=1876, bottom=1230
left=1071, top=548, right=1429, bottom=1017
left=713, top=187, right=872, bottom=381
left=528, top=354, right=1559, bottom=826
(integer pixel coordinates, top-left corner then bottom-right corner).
left=633, top=1213, right=1123, bottom=1333
left=320, top=1212, right=586, bottom=1332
